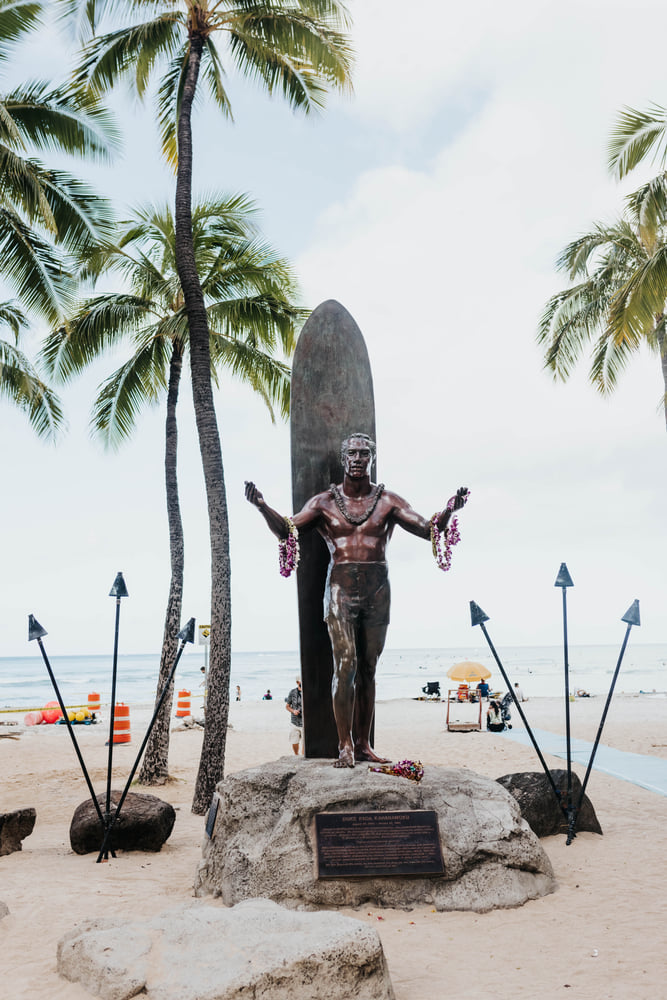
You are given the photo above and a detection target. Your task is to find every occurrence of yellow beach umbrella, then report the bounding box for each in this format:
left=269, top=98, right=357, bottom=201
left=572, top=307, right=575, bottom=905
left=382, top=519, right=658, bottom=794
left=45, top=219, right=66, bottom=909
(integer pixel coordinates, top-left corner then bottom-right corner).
left=446, top=661, right=491, bottom=683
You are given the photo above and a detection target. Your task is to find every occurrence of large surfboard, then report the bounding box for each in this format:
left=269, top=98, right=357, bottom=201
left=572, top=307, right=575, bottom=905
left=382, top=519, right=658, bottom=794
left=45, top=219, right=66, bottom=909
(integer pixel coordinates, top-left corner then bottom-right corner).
left=290, top=300, right=376, bottom=758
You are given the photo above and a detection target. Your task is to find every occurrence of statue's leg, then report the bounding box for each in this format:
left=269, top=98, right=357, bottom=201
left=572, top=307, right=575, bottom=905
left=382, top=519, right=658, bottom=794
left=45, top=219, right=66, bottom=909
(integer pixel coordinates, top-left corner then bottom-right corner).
left=353, top=622, right=391, bottom=763
left=326, top=614, right=357, bottom=768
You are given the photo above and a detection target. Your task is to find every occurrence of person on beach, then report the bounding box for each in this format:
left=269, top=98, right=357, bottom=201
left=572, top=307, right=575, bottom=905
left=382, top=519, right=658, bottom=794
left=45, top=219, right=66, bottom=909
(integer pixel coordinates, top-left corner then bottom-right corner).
left=487, top=700, right=504, bottom=732
left=285, top=678, right=303, bottom=755
left=477, top=679, right=490, bottom=700
left=262, top=689, right=272, bottom=700
left=245, top=432, right=469, bottom=769
left=514, top=682, right=526, bottom=702
left=235, top=685, right=241, bottom=701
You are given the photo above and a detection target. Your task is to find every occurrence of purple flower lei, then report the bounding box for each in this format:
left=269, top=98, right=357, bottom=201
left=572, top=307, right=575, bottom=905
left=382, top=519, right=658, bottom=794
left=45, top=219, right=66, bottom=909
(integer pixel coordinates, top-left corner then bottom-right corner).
left=430, top=492, right=468, bottom=572
left=278, top=516, right=299, bottom=577
left=369, top=759, right=424, bottom=782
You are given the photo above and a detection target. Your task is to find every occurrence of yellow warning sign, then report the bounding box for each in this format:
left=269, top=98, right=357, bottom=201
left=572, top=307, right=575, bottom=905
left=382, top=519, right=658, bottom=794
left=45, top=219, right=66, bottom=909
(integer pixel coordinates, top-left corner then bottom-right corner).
left=198, top=625, right=211, bottom=646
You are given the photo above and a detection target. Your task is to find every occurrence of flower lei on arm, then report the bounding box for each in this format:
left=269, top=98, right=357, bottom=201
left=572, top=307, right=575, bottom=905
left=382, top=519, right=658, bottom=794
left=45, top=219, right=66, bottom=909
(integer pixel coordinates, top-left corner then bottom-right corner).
left=430, top=490, right=469, bottom=572
left=278, top=517, right=299, bottom=577
left=369, top=759, right=424, bottom=782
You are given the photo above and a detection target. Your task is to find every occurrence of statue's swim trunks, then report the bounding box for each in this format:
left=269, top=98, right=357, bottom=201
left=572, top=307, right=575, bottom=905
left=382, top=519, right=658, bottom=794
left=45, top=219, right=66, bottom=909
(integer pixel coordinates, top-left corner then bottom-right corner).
left=324, top=561, right=390, bottom=628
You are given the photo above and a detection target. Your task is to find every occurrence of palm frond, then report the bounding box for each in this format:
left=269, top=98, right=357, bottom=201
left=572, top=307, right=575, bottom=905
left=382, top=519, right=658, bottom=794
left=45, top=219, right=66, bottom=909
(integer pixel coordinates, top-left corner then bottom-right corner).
left=0, top=299, right=27, bottom=340
left=91, top=331, right=171, bottom=448
left=0, top=335, right=65, bottom=440
left=0, top=0, right=43, bottom=57
left=226, top=6, right=353, bottom=114
left=0, top=146, right=56, bottom=230
left=40, top=292, right=158, bottom=379
left=608, top=103, right=667, bottom=180
left=156, top=43, right=189, bottom=168
left=74, top=14, right=183, bottom=96
left=202, top=39, right=233, bottom=120
left=0, top=207, right=74, bottom=322
left=207, top=330, right=291, bottom=420
left=3, top=80, right=120, bottom=160
left=606, top=246, right=667, bottom=346
left=625, top=172, right=667, bottom=250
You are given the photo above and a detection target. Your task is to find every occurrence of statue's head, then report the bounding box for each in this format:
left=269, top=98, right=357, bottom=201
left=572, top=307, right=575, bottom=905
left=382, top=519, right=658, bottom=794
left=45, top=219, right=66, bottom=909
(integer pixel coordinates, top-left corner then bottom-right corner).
left=341, top=433, right=375, bottom=478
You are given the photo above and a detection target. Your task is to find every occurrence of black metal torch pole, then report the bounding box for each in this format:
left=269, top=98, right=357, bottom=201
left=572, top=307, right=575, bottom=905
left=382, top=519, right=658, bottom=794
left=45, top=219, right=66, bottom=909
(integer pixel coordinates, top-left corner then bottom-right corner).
left=470, top=601, right=567, bottom=817
left=571, top=601, right=640, bottom=839
left=28, top=615, right=111, bottom=849
left=96, top=618, right=195, bottom=863
left=554, top=564, right=576, bottom=843
left=103, top=572, right=128, bottom=860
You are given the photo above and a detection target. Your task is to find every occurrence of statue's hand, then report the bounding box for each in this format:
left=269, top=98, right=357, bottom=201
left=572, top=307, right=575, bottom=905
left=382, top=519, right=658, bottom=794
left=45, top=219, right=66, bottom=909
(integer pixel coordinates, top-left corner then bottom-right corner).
left=244, top=481, right=265, bottom=507
left=450, top=486, right=470, bottom=511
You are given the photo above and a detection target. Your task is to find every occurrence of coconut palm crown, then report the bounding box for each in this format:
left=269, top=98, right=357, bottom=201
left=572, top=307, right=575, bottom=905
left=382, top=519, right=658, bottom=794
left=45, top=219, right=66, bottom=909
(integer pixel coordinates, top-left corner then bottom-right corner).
left=537, top=172, right=667, bottom=431
left=0, top=0, right=118, bottom=324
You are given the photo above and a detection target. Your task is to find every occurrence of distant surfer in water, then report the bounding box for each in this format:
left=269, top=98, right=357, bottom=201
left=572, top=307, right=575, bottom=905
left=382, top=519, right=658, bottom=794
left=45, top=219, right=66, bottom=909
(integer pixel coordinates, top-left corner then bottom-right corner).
left=245, top=433, right=469, bottom=768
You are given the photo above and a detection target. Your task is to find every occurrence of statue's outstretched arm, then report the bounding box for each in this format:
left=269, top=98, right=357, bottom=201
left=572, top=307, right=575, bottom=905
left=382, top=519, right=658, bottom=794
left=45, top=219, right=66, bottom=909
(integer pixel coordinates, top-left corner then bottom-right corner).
left=244, top=481, right=291, bottom=538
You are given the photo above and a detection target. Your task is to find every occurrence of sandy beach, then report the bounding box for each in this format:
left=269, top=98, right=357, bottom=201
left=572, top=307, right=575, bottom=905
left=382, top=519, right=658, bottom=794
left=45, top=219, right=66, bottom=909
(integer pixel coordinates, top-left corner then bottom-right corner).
left=2, top=692, right=666, bottom=1000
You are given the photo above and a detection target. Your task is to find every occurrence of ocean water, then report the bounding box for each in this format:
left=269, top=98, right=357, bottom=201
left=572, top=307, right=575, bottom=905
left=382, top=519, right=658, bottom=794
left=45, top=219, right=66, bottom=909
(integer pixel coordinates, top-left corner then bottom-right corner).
left=1, top=643, right=666, bottom=712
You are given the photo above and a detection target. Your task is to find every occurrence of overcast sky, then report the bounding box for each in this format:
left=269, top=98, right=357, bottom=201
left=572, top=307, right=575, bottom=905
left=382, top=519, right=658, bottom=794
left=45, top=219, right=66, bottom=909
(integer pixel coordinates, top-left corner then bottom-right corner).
left=2, top=0, right=667, bottom=658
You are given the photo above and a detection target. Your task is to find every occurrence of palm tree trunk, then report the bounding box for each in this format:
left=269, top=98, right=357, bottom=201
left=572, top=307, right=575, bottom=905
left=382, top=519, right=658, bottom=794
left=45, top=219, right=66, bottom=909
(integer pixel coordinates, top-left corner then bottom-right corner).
left=175, top=33, right=232, bottom=814
left=138, top=344, right=185, bottom=785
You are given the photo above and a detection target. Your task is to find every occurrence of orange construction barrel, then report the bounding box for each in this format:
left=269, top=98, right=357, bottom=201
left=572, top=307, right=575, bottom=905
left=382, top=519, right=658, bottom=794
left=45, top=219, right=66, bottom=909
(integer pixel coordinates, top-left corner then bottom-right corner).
left=175, top=690, right=191, bottom=717
left=88, top=692, right=101, bottom=712
left=112, top=703, right=131, bottom=743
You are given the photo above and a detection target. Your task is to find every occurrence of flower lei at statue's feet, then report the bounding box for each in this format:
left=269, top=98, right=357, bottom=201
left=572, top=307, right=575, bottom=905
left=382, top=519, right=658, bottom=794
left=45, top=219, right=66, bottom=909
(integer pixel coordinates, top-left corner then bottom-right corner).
left=278, top=516, right=299, bottom=577
left=430, top=487, right=470, bottom=572
left=369, top=759, right=424, bottom=782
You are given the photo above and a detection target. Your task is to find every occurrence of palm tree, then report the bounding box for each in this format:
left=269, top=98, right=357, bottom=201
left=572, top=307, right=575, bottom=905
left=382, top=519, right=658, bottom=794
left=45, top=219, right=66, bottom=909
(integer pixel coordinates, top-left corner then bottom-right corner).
left=0, top=300, right=64, bottom=439
left=66, top=0, right=353, bottom=812
left=42, top=195, right=303, bottom=783
left=537, top=173, right=667, bottom=430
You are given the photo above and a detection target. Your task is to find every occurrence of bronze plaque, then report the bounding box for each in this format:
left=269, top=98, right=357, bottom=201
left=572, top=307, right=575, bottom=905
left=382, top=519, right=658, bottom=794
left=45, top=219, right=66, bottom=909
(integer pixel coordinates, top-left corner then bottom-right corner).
left=315, top=810, right=444, bottom=879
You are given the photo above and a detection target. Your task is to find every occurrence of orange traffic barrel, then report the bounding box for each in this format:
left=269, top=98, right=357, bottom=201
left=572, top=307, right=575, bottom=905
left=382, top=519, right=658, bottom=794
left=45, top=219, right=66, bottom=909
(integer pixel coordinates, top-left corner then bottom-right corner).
left=112, top=703, right=131, bottom=743
left=88, top=692, right=101, bottom=712
left=175, top=690, right=191, bottom=717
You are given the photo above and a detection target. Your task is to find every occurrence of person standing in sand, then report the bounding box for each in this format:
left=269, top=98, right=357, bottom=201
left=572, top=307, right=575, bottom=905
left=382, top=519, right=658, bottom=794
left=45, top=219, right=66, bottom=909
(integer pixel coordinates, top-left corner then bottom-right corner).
left=245, top=432, right=469, bottom=769
left=285, top=678, right=303, bottom=755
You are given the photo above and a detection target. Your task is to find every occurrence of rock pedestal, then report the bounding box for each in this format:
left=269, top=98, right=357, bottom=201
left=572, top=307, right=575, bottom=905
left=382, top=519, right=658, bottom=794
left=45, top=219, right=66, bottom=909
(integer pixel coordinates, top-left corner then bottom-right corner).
left=57, top=899, right=395, bottom=1000
left=194, top=758, right=555, bottom=913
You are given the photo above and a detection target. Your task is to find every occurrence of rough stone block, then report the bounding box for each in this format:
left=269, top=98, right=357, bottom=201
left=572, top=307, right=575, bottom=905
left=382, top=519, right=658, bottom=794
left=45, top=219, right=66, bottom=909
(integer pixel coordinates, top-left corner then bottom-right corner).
left=195, top=758, right=555, bottom=912
left=496, top=769, right=603, bottom=837
left=0, top=807, right=36, bottom=855
left=57, top=898, right=395, bottom=1000
left=69, top=791, right=175, bottom=855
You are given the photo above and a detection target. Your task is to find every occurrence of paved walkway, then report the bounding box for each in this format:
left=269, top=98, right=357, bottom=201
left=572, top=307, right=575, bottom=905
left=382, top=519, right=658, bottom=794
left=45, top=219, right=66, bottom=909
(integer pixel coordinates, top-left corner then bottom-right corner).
left=500, top=726, right=667, bottom=798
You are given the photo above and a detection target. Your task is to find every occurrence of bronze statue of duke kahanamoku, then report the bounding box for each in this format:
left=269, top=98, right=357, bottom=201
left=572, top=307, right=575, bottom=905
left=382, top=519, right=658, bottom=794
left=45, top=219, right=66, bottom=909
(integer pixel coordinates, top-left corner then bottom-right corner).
left=245, top=433, right=469, bottom=768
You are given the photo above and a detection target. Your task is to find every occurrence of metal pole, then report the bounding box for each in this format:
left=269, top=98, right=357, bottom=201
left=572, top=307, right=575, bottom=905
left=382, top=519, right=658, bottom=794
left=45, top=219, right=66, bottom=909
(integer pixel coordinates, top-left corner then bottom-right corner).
left=562, top=586, right=574, bottom=836
left=96, top=618, right=195, bottom=863
left=29, top=619, right=110, bottom=844
left=470, top=602, right=566, bottom=817
left=553, top=564, right=576, bottom=843
left=571, top=601, right=640, bottom=838
left=103, top=572, right=128, bottom=860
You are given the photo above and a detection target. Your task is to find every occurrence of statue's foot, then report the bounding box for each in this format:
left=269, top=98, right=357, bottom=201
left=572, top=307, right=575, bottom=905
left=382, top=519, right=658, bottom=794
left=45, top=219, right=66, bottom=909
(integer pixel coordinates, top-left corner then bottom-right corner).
left=333, top=747, right=355, bottom=768
left=354, top=744, right=391, bottom=764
